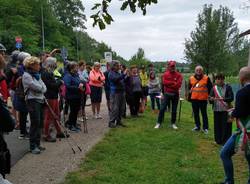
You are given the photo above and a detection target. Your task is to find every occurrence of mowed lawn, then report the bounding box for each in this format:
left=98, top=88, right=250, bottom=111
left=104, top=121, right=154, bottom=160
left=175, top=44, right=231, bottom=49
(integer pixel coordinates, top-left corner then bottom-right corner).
left=63, top=101, right=248, bottom=184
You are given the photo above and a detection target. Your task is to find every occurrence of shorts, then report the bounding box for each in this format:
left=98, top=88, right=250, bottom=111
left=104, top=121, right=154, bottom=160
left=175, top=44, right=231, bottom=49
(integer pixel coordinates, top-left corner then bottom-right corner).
left=90, top=86, right=102, bottom=103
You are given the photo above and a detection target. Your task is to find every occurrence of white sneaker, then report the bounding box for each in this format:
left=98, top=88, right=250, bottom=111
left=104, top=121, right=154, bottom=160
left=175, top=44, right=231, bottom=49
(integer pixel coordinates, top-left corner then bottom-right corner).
left=172, top=124, right=178, bottom=130
left=154, top=123, right=161, bottom=129
left=97, top=114, right=102, bottom=119
left=95, top=114, right=98, bottom=119
left=77, top=117, right=84, bottom=122
left=203, top=129, right=209, bottom=134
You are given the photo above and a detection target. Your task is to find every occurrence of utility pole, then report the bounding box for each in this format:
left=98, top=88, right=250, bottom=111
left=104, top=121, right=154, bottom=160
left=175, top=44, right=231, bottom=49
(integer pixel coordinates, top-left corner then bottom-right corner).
left=41, top=2, right=45, bottom=51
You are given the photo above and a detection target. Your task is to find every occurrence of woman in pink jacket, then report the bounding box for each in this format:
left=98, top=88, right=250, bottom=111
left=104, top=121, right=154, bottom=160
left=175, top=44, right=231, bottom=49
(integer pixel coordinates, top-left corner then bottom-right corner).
left=89, top=62, right=105, bottom=119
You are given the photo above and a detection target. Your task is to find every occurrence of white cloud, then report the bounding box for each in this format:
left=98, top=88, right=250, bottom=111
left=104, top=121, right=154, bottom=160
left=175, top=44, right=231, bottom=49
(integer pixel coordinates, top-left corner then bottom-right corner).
left=83, top=0, right=250, bottom=62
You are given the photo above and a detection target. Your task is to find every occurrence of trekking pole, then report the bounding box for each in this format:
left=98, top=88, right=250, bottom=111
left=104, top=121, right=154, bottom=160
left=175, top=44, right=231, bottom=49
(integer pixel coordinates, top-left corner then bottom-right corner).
left=44, top=99, right=82, bottom=153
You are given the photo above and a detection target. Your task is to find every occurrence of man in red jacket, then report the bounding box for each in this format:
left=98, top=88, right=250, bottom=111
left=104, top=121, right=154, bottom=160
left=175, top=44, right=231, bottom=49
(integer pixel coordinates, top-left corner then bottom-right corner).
left=154, top=61, right=183, bottom=129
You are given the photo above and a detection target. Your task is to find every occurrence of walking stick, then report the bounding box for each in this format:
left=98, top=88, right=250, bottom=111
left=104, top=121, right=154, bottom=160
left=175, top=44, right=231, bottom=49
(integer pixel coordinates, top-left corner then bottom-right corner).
left=44, top=99, right=82, bottom=154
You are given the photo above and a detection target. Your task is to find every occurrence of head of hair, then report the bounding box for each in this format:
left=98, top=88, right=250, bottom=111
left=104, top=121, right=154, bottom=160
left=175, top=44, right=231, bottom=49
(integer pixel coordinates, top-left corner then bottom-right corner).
left=215, top=73, right=225, bottom=80
left=149, top=71, right=156, bottom=79
left=67, top=61, right=78, bottom=73
left=44, top=57, right=57, bottom=71
left=195, top=65, right=203, bottom=71
left=23, top=56, right=40, bottom=69
left=110, top=60, right=120, bottom=70
left=130, top=65, right=137, bottom=70
left=78, top=60, right=86, bottom=67
left=0, top=54, right=6, bottom=70
left=148, top=63, right=154, bottom=68
left=121, top=64, right=126, bottom=69
left=94, top=62, right=100, bottom=67
left=18, top=52, right=31, bottom=64
left=239, top=67, right=250, bottom=83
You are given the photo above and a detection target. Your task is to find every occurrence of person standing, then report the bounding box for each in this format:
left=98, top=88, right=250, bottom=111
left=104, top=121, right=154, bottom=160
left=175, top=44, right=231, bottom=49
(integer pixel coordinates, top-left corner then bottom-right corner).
left=209, top=73, right=234, bottom=145
left=108, top=61, right=126, bottom=128
left=148, top=71, right=161, bottom=112
left=89, top=62, right=105, bottom=119
left=139, top=65, right=148, bottom=106
left=220, top=67, right=250, bottom=184
left=104, top=62, right=111, bottom=113
left=189, top=65, right=212, bottom=133
left=22, top=56, right=47, bottom=154
left=154, top=61, right=183, bottom=129
left=63, top=62, right=83, bottom=132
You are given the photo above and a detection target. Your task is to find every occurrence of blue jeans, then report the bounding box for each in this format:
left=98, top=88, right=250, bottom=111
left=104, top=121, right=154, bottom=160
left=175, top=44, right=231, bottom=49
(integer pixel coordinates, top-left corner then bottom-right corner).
left=149, top=93, right=160, bottom=110
left=220, top=134, right=250, bottom=184
left=157, top=93, right=178, bottom=124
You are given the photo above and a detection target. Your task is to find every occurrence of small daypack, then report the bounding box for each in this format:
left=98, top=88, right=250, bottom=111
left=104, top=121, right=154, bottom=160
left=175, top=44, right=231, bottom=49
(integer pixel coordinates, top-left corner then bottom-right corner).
left=15, top=76, right=25, bottom=100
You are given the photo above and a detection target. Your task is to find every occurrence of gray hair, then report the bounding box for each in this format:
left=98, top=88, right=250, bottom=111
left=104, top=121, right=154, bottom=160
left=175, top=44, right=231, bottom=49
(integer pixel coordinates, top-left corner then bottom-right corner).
left=94, top=62, right=100, bottom=66
left=195, top=65, right=203, bottom=71
left=110, top=60, right=120, bottom=69
left=17, top=52, right=31, bottom=63
left=43, top=57, right=57, bottom=71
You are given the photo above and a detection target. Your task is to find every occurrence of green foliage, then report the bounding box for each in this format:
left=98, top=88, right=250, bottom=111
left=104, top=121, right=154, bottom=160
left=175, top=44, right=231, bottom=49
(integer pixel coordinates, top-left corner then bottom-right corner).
left=184, top=4, right=248, bottom=75
left=63, top=102, right=248, bottom=184
left=0, top=0, right=126, bottom=62
left=128, top=48, right=151, bottom=67
left=91, top=0, right=158, bottom=30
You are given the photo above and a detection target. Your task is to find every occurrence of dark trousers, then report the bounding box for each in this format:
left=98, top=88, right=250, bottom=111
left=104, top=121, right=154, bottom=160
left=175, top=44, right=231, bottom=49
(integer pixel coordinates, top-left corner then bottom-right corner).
left=109, top=92, right=125, bottom=126
left=220, top=134, right=250, bottom=184
left=149, top=92, right=161, bottom=110
left=26, top=100, right=44, bottom=150
left=157, top=93, right=179, bottom=124
left=19, top=111, right=28, bottom=135
left=191, top=100, right=208, bottom=130
left=68, top=98, right=81, bottom=128
left=214, top=111, right=232, bottom=145
left=128, top=91, right=141, bottom=116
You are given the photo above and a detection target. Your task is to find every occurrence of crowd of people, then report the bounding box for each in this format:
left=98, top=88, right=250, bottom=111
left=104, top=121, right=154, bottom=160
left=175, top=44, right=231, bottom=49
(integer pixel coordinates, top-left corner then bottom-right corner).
left=1, top=42, right=250, bottom=183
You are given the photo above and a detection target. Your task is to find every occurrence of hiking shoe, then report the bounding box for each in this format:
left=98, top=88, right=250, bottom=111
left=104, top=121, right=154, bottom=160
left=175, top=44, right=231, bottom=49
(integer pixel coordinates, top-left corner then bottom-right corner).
left=77, top=117, right=84, bottom=122
left=203, top=129, right=209, bottom=134
left=70, top=127, right=80, bottom=133
left=44, top=137, right=56, bottom=142
left=18, top=134, right=25, bottom=140
left=38, top=146, right=46, bottom=151
left=172, top=124, right=178, bottom=130
left=30, top=147, right=41, bottom=154
left=154, top=123, right=161, bottom=129
left=192, top=127, right=200, bottom=132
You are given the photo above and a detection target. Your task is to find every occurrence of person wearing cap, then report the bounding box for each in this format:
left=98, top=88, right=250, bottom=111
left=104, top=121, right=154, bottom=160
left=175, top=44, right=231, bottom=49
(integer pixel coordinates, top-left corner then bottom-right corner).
left=41, top=57, right=65, bottom=142
left=189, top=65, right=212, bottom=134
left=22, top=56, right=47, bottom=154
left=139, top=65, right=149, bottom=106
left=154, top=61, right=183, bottom=129
left=108, top=60, right=126, bottom=128
left=89, top=62, right=105, bottom=119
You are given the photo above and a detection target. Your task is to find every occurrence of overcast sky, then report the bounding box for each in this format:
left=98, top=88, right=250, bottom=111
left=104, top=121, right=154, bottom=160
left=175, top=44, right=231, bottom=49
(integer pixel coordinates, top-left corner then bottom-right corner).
left=83, top=0, right=250, bottom=62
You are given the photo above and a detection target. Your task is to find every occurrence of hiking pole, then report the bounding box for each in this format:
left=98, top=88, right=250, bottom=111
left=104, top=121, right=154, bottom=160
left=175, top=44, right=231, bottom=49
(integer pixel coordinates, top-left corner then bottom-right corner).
left=44, top=99, right=82, bottom=153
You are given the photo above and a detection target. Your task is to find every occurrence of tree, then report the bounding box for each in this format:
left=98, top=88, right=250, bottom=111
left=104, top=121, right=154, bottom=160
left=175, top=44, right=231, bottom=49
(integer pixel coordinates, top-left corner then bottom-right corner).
left=91, top=0, right=158, bottom=30
left=184, top=4, right=243, bottom=75
left=129, top=48, right=150, bottom=67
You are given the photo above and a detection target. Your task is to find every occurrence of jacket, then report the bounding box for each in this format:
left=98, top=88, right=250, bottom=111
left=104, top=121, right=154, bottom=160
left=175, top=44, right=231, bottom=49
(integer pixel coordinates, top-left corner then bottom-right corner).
left=0, top=73, right=9, bottom=102
left=189, top=75, right=212, bottom=101
left=139, top=72, right=148, bottom=87
left=148, top=78, right=161, bottom=94
left=22, top=71, right=47, bottom=102
left=89, top=69, right=105, bottom=87
left=63, top=72, right=81, bottom=100
left=41, top=70, right=62, bottom=99
left=162, top=70, right=183, bottom=95
left=108, top=70, right=125, bottom=95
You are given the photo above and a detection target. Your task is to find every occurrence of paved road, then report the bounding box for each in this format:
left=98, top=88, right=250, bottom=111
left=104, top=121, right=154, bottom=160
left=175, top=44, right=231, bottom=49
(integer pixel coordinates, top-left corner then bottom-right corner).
left=5, top=130, right=29, bottom=166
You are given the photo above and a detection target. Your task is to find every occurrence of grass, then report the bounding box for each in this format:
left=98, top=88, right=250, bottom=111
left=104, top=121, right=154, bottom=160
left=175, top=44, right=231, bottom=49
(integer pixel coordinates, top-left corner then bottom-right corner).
left=63, top=101, right=248, bottom=184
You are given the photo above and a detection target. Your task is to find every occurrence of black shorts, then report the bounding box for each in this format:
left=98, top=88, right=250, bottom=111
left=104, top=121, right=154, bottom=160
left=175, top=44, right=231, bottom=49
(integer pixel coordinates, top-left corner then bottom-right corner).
left=90, top=86, right=103, bottom=103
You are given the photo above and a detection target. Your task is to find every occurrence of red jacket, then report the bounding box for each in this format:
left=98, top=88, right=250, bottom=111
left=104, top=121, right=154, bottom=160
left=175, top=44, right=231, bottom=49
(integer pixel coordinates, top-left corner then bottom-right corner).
left=0, top=77, right=9, bottom=102
left=162, top=70, right=183, bottom=94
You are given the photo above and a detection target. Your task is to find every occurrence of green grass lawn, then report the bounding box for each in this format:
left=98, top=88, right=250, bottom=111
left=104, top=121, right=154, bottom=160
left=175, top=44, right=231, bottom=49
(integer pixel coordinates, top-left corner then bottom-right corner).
left=63, top=101, right=248, bottom=184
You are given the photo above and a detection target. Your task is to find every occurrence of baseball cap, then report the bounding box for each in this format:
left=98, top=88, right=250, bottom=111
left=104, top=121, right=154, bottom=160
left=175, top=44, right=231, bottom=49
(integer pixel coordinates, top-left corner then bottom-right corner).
left=168, top=61, right=176, bottom=67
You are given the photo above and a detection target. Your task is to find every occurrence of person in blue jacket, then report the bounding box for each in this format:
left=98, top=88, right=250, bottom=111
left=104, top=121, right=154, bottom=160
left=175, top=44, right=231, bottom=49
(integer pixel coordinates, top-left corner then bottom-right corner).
left=63, top=62, right=84, bottom=132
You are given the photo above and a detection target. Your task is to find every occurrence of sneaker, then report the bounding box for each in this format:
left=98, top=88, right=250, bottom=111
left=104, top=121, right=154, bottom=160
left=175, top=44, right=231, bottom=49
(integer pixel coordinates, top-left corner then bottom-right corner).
left=203, top=129, right=209, bottom=134
left=192, top=127, right=200, bottom=132
left=154, top=123, right=161, bottom=129
left=97, top=114, right=102, bottom=119
left=38, top=146, right=46, bottom=151
left=30, top=147, right=41, bottom=154
left=172, top=124, right=178, bottom=130
left=18, top=134, right=25, bottom=140
left=77, top=117, right=84, bottom=122
left=70, top=127, right=80, bottom=133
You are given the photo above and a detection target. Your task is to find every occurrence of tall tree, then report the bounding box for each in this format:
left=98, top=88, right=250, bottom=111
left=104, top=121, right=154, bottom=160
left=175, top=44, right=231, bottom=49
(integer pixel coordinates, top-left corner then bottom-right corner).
left=184, top=4, right=242, bottom=75
left=129, top=48, right=150, bottom=66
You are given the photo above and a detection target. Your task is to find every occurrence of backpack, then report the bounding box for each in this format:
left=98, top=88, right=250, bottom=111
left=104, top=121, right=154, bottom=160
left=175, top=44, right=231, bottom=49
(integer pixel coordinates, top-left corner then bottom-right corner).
left=15, top=76, right=25, bottom=99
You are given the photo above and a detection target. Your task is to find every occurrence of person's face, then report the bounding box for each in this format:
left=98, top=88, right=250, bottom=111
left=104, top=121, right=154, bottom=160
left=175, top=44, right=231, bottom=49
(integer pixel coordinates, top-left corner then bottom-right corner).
left=195, top=67, right=203, bottom=75
left=94, top=65, right=100, bottom=71
left=131, top=68, right=137, bottom=75
left=113, top=64, right=120, bottom=71
left=169, top=65, right=175, bottom=72
left=215, top=78, right=224, bottom=86
left=79, top=64, right=85, bottom=71
left=31, top=63, right=41, bottom=72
